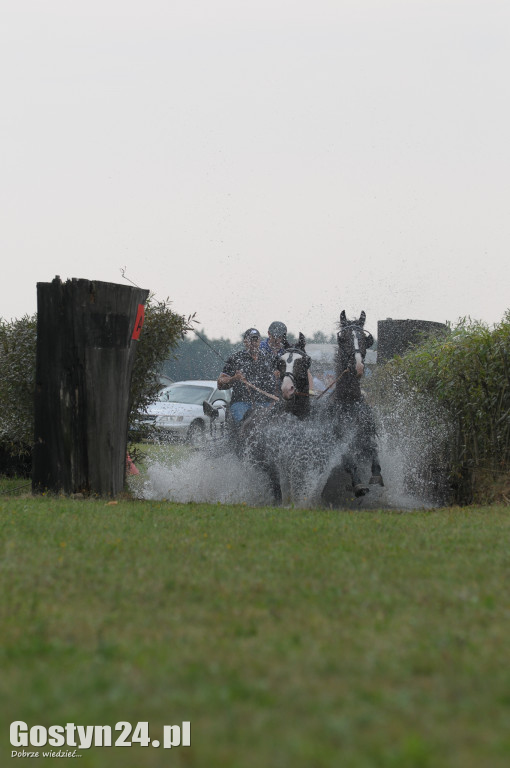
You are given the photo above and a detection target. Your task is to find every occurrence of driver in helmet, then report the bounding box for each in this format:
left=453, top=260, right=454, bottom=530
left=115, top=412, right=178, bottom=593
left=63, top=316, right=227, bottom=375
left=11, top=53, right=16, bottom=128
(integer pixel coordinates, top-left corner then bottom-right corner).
left=217, top=328, right=276, bottom=423
left=260, top=321, right=288, bottom=358
left=261, top=320, right=315, bottom=392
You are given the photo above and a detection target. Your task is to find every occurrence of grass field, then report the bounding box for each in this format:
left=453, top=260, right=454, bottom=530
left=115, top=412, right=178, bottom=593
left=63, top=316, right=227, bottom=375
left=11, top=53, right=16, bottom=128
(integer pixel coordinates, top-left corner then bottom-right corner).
left=1, top=479, right=510, bottom=767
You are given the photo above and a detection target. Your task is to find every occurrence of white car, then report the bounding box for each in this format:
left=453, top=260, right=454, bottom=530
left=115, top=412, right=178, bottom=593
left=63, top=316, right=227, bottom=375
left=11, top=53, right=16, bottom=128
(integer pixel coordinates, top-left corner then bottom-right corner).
left=145, top=380, right=231, bottom=444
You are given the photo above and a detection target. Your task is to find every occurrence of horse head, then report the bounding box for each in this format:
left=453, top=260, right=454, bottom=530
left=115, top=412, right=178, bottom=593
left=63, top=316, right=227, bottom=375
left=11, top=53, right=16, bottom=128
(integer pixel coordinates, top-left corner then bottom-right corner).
left=337, top=310, right=374, bottom=379
left=276, top=332, right=311, bottom=401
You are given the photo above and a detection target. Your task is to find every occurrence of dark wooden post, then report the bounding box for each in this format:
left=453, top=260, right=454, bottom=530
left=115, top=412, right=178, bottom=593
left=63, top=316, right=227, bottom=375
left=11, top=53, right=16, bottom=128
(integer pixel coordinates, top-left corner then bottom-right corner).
left=377, top=319, right=447, bottom=363
left=32, top=277, right=149, bottom=496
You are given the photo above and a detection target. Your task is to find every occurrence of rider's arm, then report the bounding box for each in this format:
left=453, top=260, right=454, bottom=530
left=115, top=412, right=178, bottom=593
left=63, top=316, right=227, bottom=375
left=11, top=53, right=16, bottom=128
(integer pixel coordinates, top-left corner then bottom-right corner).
left=217, top=370, right=245, bottom=389
left=218, top=355, right=236, bottom=390
left=217, top=372, right=233, bottom=389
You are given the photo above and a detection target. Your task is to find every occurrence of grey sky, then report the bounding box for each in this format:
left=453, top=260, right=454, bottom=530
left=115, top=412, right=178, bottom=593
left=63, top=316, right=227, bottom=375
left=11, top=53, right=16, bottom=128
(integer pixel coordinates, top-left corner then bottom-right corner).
left=1, top=0, right=509, bottom=342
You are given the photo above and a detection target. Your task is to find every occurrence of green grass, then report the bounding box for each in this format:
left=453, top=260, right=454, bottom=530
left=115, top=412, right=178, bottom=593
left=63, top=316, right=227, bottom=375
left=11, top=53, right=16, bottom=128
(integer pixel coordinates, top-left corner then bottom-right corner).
left=0, top=475, right=32, bottom=495
left=1, top=489, right=510, bottom=767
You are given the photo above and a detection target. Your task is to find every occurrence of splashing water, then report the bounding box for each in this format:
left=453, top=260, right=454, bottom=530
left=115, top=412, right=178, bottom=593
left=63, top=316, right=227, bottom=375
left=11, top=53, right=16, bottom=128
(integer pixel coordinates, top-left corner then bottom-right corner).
left=136, top=448, right=275, bottom=506
left=130, top=399, right=446, bottom=510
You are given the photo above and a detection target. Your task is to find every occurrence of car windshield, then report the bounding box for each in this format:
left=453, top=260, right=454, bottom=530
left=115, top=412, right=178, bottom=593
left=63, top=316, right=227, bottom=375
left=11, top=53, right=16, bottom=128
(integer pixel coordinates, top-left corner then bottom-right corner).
left=158, top=385, right=214, bottom=405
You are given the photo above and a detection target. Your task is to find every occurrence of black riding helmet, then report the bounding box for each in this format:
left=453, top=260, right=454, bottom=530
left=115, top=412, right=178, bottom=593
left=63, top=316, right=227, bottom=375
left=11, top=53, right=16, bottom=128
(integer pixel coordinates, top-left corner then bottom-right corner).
left=268, top=321, right=287, bottom=338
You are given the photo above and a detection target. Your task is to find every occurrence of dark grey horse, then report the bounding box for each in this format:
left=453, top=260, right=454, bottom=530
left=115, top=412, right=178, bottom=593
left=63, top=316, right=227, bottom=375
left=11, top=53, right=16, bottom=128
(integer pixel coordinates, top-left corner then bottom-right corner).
left=320, top=310, right=384, bottom=500
left=239, top=333, right=313, bottom=504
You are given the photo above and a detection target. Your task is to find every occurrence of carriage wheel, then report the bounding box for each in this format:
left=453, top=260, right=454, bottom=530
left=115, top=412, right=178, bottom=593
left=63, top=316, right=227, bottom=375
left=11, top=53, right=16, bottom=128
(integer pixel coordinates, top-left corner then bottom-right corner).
left=188, top=420, right=206, bottom=448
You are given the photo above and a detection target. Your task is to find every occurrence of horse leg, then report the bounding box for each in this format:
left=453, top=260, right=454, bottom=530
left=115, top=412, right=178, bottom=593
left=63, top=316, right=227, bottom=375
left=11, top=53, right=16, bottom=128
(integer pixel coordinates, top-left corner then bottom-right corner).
left=360, top=402, right=384, bottom=487
left=342, top=455, right=369, bottom=497
left=367, top=432, right=384, bottom=486
left=266, top=463, right=282, bottom=504
left=369, top=452, right=384, bottom=487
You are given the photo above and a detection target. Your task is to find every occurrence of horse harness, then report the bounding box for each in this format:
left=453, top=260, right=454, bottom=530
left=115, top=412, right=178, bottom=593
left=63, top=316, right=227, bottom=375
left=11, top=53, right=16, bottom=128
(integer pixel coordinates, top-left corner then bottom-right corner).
left=277, top=348, right=311, bottom=398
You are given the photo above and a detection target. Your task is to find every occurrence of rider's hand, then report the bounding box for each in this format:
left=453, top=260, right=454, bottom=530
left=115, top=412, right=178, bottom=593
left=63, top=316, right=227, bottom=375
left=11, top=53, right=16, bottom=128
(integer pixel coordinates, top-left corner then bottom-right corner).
left=232, top=370, right=246, bottom=384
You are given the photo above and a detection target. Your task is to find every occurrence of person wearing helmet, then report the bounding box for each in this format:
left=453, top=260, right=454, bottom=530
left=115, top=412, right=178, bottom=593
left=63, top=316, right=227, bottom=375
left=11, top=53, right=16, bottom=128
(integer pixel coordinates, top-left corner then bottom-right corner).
left=260, top=321, right=288, bottom=358
left=261, top=320, right=316, bottom=391
left=217, top=328, right=277, bottom=423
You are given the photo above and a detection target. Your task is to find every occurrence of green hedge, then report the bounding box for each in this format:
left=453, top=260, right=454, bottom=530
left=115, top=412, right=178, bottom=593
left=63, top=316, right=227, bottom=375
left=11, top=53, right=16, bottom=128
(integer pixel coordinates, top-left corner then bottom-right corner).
left=370, top=312, right=510, bottom=504
left=0, top=315, right=37, bottom=474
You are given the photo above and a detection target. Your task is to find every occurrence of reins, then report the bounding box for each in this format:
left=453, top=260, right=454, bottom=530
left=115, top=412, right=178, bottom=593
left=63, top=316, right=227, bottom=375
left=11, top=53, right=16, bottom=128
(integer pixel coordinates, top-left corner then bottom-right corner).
left=314, top=368, right=349, bottom=399
left=278, top=368, right=350, bottom=400
left=243, top=379, right=280, bottom=403
left=251, top=364, right=358, bottom=403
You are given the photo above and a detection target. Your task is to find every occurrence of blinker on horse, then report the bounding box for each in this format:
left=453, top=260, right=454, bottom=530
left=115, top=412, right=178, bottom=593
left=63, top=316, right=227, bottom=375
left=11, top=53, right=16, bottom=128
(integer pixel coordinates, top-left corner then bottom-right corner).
left=336, top=310, right=373, bottom=392
left=327, top=310, right=384, bottom=496
left=276, top=332, right=311, bottom=419
left=238, top=333, right=312, bottom=503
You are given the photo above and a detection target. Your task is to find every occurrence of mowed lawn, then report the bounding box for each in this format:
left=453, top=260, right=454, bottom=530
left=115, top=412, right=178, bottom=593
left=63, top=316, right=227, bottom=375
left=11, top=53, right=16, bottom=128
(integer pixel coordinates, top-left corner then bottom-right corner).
left=1, top=490, right=510, bottom=768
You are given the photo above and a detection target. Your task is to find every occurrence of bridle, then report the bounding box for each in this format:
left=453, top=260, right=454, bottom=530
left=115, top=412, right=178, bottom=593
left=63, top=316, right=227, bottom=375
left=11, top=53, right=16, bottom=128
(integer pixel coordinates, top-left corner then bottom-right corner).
left=314, top=323, right=373, bottom=399
left=338, top=323, right=374, bottom=347
left=278, top=348, right=311, bottom=398
left=337, top=323, right=372, bottom=376
left=237, top=347, right=311, bottom=404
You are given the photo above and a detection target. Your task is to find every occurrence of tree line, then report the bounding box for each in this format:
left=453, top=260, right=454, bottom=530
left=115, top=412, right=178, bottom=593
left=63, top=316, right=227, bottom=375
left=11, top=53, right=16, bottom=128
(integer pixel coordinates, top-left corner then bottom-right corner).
left=162, top=329, right=338, bottom=382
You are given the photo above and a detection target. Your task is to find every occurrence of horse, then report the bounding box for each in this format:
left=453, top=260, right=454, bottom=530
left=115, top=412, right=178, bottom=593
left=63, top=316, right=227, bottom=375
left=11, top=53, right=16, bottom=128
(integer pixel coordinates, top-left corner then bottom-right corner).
left=320, top=310, right=384, bottom=500
left=238, top=333, right=313, bottom=504
left=275, top=333, right=312, bottom=419
left=203, top=320, right=384, bottom=506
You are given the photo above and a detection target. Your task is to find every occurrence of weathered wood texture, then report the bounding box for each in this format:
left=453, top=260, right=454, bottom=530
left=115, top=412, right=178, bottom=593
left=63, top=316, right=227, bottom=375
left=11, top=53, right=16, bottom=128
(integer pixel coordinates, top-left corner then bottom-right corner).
left=32, top=277, right=149, bottom=495
left=377, top=319, right=447, bottom=363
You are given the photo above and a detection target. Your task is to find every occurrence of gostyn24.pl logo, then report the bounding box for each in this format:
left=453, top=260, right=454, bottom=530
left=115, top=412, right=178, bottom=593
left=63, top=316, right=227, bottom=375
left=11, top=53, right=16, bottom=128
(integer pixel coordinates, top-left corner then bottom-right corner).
left=10, top=721, right=190, bottom=754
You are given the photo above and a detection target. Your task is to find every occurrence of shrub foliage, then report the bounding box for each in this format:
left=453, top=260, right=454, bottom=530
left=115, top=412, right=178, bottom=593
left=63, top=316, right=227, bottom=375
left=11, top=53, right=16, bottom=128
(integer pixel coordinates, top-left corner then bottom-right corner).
left=129, top=295, right=192, bottom=419
left=370, top=312, right=510, bottom=503
left=0, top=315, right=37, bottom=473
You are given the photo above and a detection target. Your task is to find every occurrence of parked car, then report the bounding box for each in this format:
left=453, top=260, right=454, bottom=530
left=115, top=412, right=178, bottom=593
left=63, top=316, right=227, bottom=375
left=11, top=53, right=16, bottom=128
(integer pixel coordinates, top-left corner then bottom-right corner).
left=144, top=380, right=231, bottom=444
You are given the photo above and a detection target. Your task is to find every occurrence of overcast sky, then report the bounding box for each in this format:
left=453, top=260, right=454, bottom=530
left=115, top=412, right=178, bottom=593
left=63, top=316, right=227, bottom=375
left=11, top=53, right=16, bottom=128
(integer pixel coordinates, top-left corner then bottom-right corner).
left=1, top=0, right=509, bottom=342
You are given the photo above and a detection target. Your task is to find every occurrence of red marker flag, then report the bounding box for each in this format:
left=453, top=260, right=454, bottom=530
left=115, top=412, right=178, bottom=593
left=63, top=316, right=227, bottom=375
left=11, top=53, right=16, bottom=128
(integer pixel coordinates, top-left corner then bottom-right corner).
left=132, top=304, right=145, bottom=340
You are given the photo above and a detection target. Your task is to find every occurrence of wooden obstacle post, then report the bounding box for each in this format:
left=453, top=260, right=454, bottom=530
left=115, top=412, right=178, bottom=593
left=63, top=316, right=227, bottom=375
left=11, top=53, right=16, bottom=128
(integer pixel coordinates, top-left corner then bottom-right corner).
left=377, top=318, right=447, bottom=363
left=32, top=277, right=149, bottom=496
